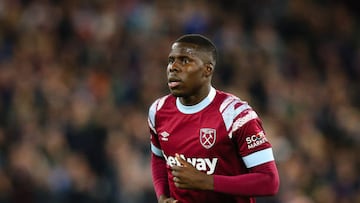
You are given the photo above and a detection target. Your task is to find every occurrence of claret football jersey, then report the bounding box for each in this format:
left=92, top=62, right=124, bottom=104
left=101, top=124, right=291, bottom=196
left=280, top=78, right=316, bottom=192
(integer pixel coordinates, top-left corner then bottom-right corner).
left=149, top=87, right=274, bottom=203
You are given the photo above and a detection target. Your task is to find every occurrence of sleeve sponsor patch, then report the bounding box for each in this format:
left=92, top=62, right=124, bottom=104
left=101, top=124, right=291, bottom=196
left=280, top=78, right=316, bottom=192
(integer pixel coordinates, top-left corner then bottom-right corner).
left=245, top=131, right=268, bottom=149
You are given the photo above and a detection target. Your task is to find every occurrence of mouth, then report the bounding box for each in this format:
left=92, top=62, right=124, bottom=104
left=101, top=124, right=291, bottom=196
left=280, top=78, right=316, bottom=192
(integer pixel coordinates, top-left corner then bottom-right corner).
left=168, top=77, right=182, bottom=88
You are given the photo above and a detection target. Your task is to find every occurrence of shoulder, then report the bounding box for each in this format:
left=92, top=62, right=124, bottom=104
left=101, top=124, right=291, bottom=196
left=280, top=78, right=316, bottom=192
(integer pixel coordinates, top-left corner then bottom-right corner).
left=148, top=94, right=174, bottom=127
left=149, top=95, right=170, bottom=113
left=216, top=90, right=250, bottom=113
left=215, top=90, right=253, bottom=131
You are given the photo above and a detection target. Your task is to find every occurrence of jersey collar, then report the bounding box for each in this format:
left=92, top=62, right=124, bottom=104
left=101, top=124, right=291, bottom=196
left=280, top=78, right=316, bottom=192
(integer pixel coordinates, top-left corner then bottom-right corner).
left=176, top=87, right=216, bottom=114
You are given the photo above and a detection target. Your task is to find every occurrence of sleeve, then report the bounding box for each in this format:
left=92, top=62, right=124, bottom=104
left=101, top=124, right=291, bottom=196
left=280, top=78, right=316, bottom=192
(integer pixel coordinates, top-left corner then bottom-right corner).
left=213, top=161, right=279, bottom=196
left=214, top=106, right=280, bottom=196
left=232, top=109, right=274, bottom=168
left=151, top=154, right=170, bottom=198
left=148, top=99, right=163, bottom=157
left=148, top=100, right=169, bottom=198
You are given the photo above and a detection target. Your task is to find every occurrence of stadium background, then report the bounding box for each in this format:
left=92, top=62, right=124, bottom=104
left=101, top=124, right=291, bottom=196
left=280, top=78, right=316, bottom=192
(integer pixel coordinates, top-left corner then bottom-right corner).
left=0, top=0, right=359, bottom=202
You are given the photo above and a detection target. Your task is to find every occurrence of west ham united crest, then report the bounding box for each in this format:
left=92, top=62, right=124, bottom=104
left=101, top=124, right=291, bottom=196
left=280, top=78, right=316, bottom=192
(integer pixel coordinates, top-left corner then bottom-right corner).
left=200, top=128, right=216, bottom=149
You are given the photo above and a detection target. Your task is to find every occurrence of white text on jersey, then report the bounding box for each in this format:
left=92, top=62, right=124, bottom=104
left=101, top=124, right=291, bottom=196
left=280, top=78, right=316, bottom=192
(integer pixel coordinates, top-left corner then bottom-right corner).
left=246, top=131, right=268, bottom=149
left=164, top=154, right=218, bottom=175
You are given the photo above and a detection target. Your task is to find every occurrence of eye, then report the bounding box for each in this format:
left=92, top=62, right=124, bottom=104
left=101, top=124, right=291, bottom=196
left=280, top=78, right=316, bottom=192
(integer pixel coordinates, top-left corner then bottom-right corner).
left=180, top=57, right=189, bottom=64
left=168, top=57, right=174, bottom=65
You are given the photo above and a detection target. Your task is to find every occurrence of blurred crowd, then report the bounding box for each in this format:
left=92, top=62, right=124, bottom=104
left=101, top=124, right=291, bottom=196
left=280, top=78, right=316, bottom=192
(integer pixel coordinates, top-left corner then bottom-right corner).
left=0, top=0, right=359, bottom=202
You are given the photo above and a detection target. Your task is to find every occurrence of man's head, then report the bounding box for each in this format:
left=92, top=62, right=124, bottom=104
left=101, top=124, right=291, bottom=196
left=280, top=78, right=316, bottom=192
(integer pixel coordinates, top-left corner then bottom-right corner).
left=167, top=34, right=217, bottom=105
left=174, top=34, right=217, bottom=67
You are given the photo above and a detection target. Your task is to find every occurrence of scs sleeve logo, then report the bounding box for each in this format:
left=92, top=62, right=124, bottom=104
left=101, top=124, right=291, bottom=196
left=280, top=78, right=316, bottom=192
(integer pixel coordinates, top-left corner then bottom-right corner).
left=246, top=131, right=268, bottom=149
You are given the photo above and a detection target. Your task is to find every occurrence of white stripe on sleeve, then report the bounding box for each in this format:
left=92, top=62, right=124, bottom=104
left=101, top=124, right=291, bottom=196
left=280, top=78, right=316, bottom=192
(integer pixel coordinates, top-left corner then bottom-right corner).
left=151, top=143, right=163, bottom=157
left=242, top=148, right=274, bottom=168
left=148, top=102, right=157, bottom=129
left=221, top=102, right=250, bottom=131
left=232, top=110, right=258, bottom=132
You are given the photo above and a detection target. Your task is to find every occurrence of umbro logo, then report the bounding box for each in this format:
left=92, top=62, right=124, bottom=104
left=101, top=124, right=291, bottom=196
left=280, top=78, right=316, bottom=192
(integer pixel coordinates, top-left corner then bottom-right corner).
left=160, top=131, right=170, bottom=141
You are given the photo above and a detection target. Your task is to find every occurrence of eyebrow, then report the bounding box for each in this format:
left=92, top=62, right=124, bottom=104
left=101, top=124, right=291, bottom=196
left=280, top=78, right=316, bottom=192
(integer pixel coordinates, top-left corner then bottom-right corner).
left=170, top=43, right=213, bottom=63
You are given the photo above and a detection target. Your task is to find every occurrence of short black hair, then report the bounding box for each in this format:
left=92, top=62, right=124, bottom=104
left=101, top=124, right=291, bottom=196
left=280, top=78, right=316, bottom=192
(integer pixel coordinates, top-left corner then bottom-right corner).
left=175, top=34, right=217, bottom=66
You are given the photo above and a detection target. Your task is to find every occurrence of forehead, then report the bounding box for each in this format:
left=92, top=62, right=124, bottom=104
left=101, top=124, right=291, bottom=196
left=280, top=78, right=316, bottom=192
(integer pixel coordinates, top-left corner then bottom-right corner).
left=169, top=42, right=200, bottom=57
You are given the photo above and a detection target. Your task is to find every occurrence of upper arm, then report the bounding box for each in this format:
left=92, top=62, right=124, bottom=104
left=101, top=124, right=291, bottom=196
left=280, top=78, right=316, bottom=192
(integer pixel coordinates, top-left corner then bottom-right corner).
left=231, top=108, right=275, bottom=169
left=148, top=97, right=168, bottom=158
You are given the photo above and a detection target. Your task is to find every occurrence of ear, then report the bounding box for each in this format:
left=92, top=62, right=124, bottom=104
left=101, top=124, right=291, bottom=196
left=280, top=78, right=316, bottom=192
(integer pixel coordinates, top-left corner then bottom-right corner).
left=204, top=63, right=213, bottom=77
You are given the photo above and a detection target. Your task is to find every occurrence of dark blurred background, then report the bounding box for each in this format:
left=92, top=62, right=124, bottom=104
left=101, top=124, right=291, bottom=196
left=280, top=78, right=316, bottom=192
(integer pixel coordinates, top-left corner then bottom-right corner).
left=0, top=0, right=359, bottom=202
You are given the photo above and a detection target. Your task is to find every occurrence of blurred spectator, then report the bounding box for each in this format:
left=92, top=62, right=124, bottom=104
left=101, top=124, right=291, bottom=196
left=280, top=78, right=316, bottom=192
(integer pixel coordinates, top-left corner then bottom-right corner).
left=0, top=0, right=359, bottom=202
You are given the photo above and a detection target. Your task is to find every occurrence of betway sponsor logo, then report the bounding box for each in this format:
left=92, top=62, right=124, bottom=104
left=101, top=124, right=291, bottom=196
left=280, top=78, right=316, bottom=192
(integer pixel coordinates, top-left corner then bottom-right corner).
left=164, top=154, right=218, bottom=175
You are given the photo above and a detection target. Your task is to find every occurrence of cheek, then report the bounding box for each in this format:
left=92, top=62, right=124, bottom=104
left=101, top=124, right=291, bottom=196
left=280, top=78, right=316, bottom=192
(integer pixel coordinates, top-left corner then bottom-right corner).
left=198, top=69, right=209, bottom=80
left=188, top=71, right=206, bottom=86
left=181, top=66, right=206, bottom=84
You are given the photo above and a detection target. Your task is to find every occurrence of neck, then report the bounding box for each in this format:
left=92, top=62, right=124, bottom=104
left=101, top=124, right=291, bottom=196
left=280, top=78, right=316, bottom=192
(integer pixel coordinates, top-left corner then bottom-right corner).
left=179, top=85, right=211, bottom=106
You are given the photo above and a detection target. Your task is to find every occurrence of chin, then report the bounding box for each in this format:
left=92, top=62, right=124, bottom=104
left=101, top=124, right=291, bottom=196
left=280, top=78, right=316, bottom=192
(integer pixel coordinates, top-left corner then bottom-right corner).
left=170, top=92, right=182, bottom=97
left=169, top=89, right=185, bottom=97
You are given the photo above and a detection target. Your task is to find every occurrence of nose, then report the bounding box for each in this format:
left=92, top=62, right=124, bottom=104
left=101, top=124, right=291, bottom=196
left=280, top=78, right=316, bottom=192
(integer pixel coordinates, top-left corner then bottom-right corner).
left=168, top=61, right=180, bottom=73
